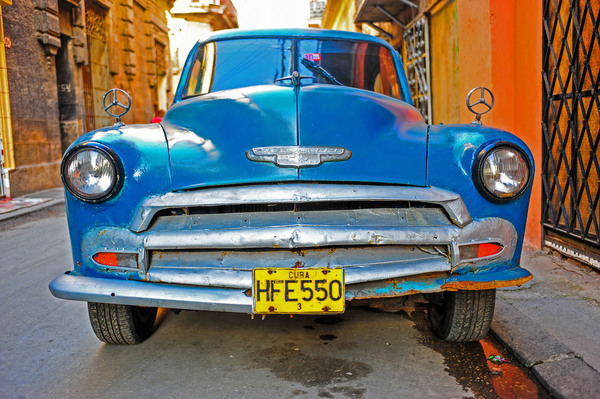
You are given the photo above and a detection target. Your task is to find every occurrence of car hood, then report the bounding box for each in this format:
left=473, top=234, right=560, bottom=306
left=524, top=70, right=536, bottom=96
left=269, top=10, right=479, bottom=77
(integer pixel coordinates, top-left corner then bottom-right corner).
left=162, top=85, right=427, bottom=191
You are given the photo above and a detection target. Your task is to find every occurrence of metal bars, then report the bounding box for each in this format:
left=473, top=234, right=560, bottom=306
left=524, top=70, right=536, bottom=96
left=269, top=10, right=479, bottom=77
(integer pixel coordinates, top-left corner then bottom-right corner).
left=403, top=16, right=432, bottom=124
left=542, top=0, right=600, bottom=259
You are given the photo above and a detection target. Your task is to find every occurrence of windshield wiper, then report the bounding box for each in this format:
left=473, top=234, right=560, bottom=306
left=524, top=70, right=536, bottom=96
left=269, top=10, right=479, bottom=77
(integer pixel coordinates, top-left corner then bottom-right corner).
left=300, top=58, right=343, bottom=86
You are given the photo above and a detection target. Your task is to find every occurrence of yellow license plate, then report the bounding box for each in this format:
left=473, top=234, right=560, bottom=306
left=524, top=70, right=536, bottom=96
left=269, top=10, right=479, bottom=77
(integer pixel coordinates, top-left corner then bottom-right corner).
left=252, top=268, right=345, bottom=314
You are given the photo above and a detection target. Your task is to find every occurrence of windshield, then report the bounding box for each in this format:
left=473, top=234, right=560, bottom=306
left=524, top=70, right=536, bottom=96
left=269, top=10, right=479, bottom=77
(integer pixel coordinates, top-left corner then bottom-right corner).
left=184, top=37, right=403, bottom=100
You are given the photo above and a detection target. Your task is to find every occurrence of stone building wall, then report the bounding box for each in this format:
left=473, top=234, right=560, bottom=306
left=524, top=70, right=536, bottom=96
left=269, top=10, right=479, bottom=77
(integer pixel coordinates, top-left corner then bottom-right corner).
left=3, top=0, right=64, bottom=196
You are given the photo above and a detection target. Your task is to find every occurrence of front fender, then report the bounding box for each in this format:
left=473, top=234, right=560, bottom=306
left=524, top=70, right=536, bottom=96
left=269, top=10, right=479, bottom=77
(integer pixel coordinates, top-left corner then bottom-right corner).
left=427, top=124, right=535, bottom=260
left=63, top=124, right=172, bottom=269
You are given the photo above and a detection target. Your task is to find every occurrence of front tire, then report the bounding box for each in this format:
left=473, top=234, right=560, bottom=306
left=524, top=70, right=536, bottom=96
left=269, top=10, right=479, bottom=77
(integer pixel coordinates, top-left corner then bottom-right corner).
left=427, top=289, right=495, bottom=342
left=88, top=302, right=157, bottom=344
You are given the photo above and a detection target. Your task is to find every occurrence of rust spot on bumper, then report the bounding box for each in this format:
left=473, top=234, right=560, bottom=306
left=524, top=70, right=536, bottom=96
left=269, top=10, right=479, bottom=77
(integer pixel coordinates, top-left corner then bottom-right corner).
left=441, top=275, right=534, bottom=291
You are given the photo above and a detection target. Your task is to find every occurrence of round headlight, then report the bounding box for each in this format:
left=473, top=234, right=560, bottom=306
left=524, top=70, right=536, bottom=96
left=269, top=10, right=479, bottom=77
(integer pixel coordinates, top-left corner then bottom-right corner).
left=474, top=144, right=531, bottom=202
left=62, top=145, right=122, bottom=202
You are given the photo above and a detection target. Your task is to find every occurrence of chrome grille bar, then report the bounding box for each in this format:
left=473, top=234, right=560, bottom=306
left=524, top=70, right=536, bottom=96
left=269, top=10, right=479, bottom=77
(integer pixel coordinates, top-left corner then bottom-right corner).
left=130, top=183, right=471, bottom=232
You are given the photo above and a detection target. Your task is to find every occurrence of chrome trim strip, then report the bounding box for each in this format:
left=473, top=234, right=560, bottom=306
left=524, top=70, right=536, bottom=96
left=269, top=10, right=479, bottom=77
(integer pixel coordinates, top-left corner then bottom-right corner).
left=142, top=217, right=513, bottom=251
left=131, top=183, right=472, bottom=232
left=144, top=225, right=455, bottom=249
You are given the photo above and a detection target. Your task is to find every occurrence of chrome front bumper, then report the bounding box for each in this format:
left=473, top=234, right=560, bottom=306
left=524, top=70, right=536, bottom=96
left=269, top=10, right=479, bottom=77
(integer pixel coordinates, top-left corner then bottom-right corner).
left=49, top=265, right=533, bottom=313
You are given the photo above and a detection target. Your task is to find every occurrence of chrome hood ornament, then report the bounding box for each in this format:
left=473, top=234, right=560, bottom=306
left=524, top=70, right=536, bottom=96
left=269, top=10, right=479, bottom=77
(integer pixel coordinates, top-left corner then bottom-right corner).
left=246, top=146, right=351, bottom=168
left=466, top=87, right=494, bottom=126
left=102, top=88, right=131, bottom=127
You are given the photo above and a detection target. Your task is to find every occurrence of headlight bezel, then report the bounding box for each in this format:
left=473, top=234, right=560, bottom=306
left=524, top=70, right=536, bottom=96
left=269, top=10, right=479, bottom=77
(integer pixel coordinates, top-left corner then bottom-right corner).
left=61, top=142, right=124, bottom=203
left=473, top=142, right=532, bottom=203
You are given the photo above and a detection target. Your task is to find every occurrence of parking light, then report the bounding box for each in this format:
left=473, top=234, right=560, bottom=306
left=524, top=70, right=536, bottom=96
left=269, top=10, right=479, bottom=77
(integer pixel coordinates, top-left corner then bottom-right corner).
left=459, top=243, right=503, bottom=262
left=93, top=252, right=138, bottom=268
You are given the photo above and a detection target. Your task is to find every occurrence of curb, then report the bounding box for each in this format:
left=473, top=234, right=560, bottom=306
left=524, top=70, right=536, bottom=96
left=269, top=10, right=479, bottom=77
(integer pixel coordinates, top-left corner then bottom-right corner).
left=0, top=189, right=65, bottom=224
left=491, top=297, right=600, bottom=398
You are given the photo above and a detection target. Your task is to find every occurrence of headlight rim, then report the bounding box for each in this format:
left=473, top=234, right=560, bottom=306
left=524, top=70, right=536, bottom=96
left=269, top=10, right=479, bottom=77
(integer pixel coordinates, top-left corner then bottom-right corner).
left=473, top=141, right=532, bottom=203
left=61, top=142, right=124, bottom=203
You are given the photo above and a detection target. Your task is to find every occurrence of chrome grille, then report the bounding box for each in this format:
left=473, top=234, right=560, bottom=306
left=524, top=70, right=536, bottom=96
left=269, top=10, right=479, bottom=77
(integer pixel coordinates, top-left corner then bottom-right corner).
left=130, top=184, right=472, bottom=232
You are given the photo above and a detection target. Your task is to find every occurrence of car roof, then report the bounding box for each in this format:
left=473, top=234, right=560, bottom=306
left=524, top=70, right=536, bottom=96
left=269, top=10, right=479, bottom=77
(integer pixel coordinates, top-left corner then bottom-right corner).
left=196, top=28, right=394, bottom=48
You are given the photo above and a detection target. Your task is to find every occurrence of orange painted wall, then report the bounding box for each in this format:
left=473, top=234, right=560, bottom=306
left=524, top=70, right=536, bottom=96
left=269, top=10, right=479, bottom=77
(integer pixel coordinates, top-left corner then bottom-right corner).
left=515, top=1, right=543, bottom=248
left=489, top=0, right=515, bottom=131
left=488, top=0, right=543, bottom=248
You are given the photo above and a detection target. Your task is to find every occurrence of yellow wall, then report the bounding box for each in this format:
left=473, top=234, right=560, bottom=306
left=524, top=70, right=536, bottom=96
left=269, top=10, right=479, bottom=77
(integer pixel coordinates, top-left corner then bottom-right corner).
left=428, top=0, right=493, bottom=125
left=0, top=4, right=14, bottom=170
left=429, top=1, right=459, bottom=124
left=321, top=0, right=358, bottom=31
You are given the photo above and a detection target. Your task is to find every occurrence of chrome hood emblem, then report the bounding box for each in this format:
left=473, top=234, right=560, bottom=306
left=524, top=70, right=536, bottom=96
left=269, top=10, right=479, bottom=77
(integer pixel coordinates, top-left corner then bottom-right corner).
left=246, top=146, right=351, bottom=168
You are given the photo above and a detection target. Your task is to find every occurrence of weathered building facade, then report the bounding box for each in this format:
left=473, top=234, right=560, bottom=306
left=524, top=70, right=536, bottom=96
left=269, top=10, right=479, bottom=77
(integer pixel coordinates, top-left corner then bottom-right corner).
left=0, top=0, right=174, bottom=197
left=322, top=0, right=600, bottom=269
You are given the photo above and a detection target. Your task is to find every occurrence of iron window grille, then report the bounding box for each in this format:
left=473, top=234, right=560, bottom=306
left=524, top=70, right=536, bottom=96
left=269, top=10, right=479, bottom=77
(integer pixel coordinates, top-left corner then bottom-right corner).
left=542, top=0, right=600, bottom=267
left=403, top=15, right=432, bottom=124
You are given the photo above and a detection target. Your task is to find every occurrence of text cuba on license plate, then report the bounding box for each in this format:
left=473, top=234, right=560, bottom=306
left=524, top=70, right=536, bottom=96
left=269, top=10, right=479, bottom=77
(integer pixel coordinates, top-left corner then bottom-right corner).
left=252, top=268, right=345, bottom=314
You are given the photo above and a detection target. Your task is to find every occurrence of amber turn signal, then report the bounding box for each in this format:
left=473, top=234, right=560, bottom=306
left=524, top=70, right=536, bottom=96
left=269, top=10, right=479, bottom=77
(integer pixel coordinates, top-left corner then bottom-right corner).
left=93, top=252, right=138, bottom=268
left=459, top=243, right=503, bottom=261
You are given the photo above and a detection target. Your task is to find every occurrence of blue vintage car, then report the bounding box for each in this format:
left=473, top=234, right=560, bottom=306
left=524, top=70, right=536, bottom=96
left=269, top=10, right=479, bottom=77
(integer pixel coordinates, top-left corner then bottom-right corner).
left=50, top=28, right=533, bottom=344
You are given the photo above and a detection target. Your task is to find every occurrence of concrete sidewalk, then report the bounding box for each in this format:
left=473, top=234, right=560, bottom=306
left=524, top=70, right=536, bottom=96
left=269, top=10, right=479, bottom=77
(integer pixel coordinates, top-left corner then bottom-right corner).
left=1, top=188, right=599, bottom=397
left=492, top=248, right=600, bottom=398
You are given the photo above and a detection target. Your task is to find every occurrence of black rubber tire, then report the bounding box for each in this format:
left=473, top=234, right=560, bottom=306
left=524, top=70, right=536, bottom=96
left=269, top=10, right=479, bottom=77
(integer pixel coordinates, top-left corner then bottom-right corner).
left=87, top=302, right=157, bottom=344
left=427, top=289, right=496, bottom=342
